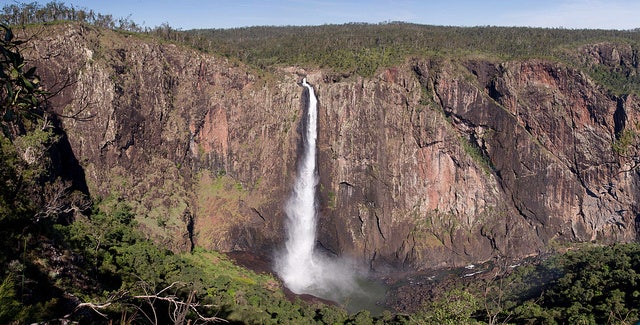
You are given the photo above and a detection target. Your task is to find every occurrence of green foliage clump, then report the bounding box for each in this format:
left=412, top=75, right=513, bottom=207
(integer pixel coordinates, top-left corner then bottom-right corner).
left=613, top=127, right=638, bottom=156
left=404, top=243, right=640, bottom=324
left=0, top=1, right=143, bottom=31
left=0, top=275, right=21, bottom=323
left=587, top=64, right=640, bottom=95
left=0, top=24, right=48, bottom=138
left=460, top=135, right=493, bottom=174
left=410, top=288, right=481, bottom=325
left=506, top=244, right=640, bottom=324
left=448, top=243, right=640, bottom=324
left=60, top=199, right=155, bottom=289
left=0, top=135, right=31, bottom=224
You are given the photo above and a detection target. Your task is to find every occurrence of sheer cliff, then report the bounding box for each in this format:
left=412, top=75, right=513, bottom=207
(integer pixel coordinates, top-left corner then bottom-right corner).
left=27, top=23, right=640, bottom=271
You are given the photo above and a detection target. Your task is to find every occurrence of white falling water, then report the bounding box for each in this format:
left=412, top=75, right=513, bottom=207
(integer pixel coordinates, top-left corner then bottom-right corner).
left=276, top=77, right=320, bottom=292
left=275, top=78, right=360, bottom=302
left=275, top=78, right=386, bottom=311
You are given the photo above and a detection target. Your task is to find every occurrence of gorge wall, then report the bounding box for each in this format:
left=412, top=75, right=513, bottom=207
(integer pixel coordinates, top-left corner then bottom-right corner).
left=26, top=23, right=640, bottom=271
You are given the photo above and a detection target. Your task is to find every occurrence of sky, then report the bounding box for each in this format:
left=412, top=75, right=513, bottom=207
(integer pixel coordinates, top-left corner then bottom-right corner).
left=9, top=0, right=640, bottom=30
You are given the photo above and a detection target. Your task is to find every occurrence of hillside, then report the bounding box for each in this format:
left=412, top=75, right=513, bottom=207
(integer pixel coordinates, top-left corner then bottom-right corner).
left=1, top=8, right=640, bottom=322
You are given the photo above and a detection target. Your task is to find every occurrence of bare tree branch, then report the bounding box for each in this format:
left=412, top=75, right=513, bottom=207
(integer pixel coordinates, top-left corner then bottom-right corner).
left=65, top=290, right=126, bottom=319
left=68, top=282, right=228, bottom=324
left=33, top=178, right=91, bottom=222
left=70, top=301, right=111, bottom=318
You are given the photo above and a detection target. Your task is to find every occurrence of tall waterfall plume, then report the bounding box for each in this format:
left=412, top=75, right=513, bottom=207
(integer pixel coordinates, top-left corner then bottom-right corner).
left=275, top=78, right=362, bottom=302
left=277, top=78, right=320, bottom=292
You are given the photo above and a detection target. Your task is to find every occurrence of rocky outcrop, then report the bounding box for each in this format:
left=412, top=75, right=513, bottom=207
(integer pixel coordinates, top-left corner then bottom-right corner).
left=25, top=24, right=640, bottom=270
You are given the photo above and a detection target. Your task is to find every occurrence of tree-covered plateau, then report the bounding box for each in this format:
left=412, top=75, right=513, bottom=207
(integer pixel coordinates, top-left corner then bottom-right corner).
left=4, top=1, right=640, bottom=93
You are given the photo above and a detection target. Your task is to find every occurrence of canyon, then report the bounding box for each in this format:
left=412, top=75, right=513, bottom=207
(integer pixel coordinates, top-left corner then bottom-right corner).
left=26, top=23, right=640, bottom=273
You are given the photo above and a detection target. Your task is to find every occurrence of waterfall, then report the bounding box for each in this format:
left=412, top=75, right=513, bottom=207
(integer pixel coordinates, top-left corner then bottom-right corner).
left=275, top=78, right=384, bottom=310
left=276, top=77, right=320, bottom=293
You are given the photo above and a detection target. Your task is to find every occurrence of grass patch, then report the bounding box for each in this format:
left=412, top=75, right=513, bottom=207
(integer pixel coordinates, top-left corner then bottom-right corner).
left=460, top=135, right=493, bottom=174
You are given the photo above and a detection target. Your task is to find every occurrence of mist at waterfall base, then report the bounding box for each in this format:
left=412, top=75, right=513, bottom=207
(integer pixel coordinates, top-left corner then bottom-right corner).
left=274, top=79, right=386, bottom=313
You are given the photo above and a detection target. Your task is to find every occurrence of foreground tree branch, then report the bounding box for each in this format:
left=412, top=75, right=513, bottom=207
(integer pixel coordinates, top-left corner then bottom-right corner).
left=68, top=282, right=228, bottom=324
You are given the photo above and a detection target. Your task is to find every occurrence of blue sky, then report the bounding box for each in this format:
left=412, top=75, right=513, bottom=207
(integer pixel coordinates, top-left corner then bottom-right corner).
left=9, top=0, right=640, bottom=30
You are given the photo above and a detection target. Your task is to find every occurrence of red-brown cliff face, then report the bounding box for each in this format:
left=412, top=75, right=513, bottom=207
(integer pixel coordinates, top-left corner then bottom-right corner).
left=26, top=24, right=640, bottom=270
left=315, top=55, right=639, bottom=270
left=28, top=24, right=302, bottom=253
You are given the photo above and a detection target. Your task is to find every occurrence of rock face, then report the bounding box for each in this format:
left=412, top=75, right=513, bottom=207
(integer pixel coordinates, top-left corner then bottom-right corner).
left=29, top=24, right=302, bottom=253
left=316, top=56, right=640, bottom=269
left=26, top=24, right=640, bottom=270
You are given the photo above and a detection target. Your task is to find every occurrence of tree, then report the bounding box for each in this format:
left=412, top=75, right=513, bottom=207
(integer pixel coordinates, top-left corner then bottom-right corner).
left=0, top=23, right=47, bottom=139
left=613, top=127, right=640, bottom=172
left=0, top=274, right=21, bottom=323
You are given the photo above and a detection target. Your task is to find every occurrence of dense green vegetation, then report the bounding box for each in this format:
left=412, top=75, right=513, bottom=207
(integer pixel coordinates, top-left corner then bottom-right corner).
left=477, top=243, right=640, bottom=324
left=518, top=243, right=640, bottom=323
left=53, top=197, right=381, bottom=324
left=3, top=192, right=392, bottom=323
left=183, top=24, right=640, bottom=94
left=396, top=244, right=640, bottom=324
left=187, top=23, right=640, bottom=67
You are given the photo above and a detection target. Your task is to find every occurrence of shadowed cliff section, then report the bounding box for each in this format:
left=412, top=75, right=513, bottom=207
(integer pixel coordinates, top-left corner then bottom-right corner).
left=23, top=22, right=640, bottom=271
